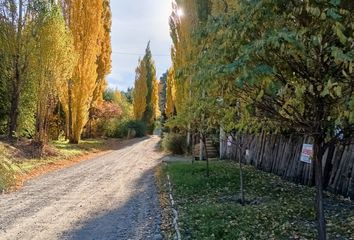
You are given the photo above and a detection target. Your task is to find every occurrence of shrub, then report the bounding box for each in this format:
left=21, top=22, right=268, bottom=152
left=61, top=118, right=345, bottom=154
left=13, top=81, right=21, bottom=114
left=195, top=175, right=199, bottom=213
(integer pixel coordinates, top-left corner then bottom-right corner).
left=107, top=119, right=147, bottom=138
left=126, top=120, right=146, bottom=137
left=162, top=133, right=187, bottom=155
left=111, top=119, right=128, bottom=138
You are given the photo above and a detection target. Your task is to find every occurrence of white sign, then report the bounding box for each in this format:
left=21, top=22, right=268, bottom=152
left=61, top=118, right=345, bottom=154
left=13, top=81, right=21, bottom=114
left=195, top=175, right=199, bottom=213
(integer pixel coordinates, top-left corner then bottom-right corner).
left=300, top=144, right=313, bottom=164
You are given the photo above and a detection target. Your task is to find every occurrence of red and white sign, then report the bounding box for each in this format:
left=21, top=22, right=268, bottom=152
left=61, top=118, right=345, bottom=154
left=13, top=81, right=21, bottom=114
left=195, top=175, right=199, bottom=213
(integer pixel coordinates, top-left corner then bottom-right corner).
left=300, top=144, right=313, bottom=164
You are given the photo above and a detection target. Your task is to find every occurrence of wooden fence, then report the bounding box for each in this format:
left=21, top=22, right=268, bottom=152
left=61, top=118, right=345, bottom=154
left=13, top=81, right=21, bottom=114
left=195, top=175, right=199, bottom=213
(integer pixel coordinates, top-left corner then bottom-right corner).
left=220, top=133, right=354, bottom=200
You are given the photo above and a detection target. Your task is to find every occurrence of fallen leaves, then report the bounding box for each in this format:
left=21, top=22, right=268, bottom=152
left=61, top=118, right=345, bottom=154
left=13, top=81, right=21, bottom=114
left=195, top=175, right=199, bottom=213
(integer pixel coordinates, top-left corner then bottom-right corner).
left=161, top=161, right=354, bottom=240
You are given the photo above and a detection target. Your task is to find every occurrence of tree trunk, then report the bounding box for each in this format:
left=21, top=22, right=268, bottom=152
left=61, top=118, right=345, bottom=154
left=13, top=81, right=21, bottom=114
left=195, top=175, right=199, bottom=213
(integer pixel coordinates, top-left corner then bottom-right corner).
left=8, top=76, right=20, bottom=139
left=220, top=127, right=226, bottom=159
left=238, top=137, right=245, bottom=206
left=323, top=144, right=335, bottom=189
left=69, top=136, right=79, bottom=144
left=199, top=132, right=204, bottom=161
left=89, top=119, right=92, bottom=138
left=8, top=0, right=23, bottom=140
left=187, top=123, right=191, bottom=154
left=68, top=79, right=75, bottom=143
left=69, top=125, right=80, bottom=144
left=202, top=135, right=209, bottom=178
left=313, top=136, right=327, bottom=240
left=65, top=114, right=69, bottom=141
left=33, top=95, right=53, bottom=157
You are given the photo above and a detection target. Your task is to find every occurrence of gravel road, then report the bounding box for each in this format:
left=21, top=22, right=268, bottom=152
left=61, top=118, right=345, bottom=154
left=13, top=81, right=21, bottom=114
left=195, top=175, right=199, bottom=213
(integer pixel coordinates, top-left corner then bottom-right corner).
left=0, top=136, right=164, bottom=240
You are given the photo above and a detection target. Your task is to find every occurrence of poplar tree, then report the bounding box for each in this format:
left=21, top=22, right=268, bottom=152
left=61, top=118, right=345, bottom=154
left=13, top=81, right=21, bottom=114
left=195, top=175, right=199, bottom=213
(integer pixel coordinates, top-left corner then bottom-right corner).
left=0, top=0, right=33, bottom=138
left=30, top=3, right=75, bottom=153
left=133, top=58, right=148, bottom=120
left=0, top=15, right=13, bottom=131
left=63, top=0, right=110, bottom=144
left=158, top=71, right=168, bottom=117
left=91, top=0, right=112, bottom=107
left=132, top=42, right=159, bottom=132
left=152, top=75, right=160, bottom=122
left=169, top=0, right=199, bottom=115
left=141, top=43, right=157, bottom=132
left=165, top=67, right=176, bottom=118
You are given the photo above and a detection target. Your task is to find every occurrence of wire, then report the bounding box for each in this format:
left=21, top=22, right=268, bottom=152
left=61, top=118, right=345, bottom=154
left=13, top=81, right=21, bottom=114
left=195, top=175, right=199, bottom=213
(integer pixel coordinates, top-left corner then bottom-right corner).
left=112, top=51, right=170, bottom=57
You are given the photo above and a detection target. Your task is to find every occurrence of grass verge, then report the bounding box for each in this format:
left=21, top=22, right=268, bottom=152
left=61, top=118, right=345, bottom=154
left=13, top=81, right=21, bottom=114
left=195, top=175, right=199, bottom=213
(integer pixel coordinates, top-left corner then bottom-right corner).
left=0, top=145, right=17, bottom=192
left=16, top=139, right=106, bottom=172
left=0, top=139, right=110, bottom=192
left=156, top=164, right=174, bottom=239
left=160, top=161, right=354, bottom=239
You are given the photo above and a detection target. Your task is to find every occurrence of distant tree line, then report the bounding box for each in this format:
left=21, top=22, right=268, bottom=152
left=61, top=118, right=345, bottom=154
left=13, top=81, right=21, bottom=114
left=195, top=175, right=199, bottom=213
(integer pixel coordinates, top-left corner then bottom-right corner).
left=0, top=0, right=113, bottom=153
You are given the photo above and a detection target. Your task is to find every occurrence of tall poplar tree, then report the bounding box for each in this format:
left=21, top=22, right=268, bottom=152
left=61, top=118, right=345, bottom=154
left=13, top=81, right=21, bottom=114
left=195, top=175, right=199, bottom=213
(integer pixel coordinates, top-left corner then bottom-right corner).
left=165, top=67, right=176, bottom=118
left=158, top=71, right=168, bottom=117
left=30, top=3, right=75, bottom=152
left=132, top=42, right=159, bottom=132
left=91, top=0, right=112, bottom=107
left=0, top=0, right=33, bottom=138
left=62, top=0, right=111, bottom=144
left=169, top=0, right=199, bottom=115
left=0, top=12, right=14, bottom=132
left=133, top=58, right=148, bottom=120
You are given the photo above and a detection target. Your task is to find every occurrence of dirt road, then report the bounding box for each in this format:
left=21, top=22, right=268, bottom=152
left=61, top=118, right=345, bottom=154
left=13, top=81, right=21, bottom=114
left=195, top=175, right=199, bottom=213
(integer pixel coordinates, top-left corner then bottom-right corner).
left=0, top=136, right=164, bottom=240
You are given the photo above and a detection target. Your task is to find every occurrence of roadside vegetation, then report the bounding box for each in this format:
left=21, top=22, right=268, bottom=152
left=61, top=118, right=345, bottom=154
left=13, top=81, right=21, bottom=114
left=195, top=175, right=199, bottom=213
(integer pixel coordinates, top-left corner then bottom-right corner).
left=161, top=162, right=354, bottom=240
left=0, top=145, right=16, bottom=192
left=162, top=132, right=187, bottom=155
left=0, top=138, right=110, bottom=192
left=163, top=1, right=354, bottom=238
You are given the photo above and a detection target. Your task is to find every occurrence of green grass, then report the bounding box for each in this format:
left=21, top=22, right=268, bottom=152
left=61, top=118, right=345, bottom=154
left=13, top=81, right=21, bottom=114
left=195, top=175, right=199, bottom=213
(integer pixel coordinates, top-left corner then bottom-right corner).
left=52, top=139, right=105, bottom=157
left=13, top=139, right=106, bottom=173
left=163, top=162, right=354, bottom=240
left=0, top=146, right=16, bottom=192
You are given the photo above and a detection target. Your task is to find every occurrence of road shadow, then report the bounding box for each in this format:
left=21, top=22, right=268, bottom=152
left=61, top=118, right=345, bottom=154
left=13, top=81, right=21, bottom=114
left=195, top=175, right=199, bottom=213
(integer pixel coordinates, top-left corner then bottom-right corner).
left=61, top=164, right=163, bottom=240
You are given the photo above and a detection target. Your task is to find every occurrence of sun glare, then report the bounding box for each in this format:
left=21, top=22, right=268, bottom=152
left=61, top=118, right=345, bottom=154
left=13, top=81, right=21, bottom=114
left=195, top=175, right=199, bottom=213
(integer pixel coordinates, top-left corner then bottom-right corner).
left=177, top=8, right=184, bottom=17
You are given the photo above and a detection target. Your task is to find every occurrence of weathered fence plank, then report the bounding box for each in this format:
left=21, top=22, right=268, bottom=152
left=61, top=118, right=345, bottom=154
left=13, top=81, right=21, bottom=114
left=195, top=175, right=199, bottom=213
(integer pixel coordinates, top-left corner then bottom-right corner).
left=224, top=134, right=354, bottom=200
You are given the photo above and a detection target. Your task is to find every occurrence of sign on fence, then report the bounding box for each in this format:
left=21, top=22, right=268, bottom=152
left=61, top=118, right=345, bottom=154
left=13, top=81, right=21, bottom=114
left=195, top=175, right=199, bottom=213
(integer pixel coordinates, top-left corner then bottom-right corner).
left=300, top=144, right=313, bottom=164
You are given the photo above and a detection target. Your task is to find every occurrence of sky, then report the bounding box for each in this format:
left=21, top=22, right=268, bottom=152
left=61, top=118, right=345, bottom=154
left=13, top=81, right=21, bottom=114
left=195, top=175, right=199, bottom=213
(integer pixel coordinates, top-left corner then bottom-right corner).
left=107, top=0, right=173, bottom=91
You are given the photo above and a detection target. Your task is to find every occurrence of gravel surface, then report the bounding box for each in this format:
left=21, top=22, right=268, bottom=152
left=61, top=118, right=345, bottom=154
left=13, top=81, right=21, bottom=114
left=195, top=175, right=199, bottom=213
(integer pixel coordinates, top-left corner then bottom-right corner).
left=0, top=136, right=164, bottom=240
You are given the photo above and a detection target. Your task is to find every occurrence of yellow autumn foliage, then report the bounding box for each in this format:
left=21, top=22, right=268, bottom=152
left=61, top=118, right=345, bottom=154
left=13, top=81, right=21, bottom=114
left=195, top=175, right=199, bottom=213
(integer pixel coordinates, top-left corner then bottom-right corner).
left=60, top=0, right=111, bottom=143
left=133, top=59, right=148, bottom=121
left=152, top=76, right=160, bottom=120
left=165, top=67, right=176, bottom=118
left=170, top=1, right=199, bottom=115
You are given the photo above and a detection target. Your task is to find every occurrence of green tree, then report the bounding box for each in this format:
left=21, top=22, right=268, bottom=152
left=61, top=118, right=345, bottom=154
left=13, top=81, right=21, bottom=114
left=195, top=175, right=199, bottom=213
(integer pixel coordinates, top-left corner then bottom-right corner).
left=159, top=71, right=168, bottom=118
left=165, top=67, right=176, bottom=118
left=0, top=0, right=34, bottom=138
left=0, top=18, right=13, bottom=133
left=142, top=42, right=159, bottom=132
left=30, top=3, right=75, bottom=153
left=133, top=58, right=148, bottom=121
left=197, top=0, right=354, bottom=238
left=133, top=42, right=159, bottom=133
left=123, top=87, right=134, bottom=104
left=59, top=0, right=112, bottom=144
